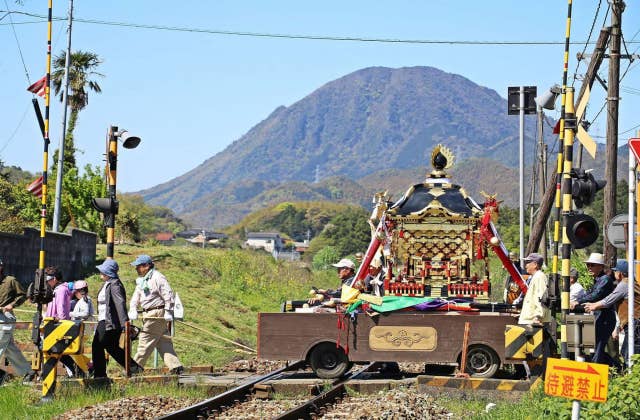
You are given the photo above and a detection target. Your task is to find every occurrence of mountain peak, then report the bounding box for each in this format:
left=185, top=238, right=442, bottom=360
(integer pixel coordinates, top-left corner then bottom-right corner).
left=140, top=66, right=540, bottom=227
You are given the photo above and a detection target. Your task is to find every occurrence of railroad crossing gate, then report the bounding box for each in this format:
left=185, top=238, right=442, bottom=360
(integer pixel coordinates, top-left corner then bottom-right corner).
left=504, top=325, right=544, bottom=359
left=544, top=358, right=608, bottom=403
left=41, top=318, right=89, bottom=398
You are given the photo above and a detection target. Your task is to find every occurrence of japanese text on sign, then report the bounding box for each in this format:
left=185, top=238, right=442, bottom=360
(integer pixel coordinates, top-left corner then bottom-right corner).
left=544, top=358, right=608, bottom=402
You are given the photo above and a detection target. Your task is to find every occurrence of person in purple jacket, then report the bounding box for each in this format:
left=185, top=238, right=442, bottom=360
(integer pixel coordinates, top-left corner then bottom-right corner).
left=44, top=267, right=72, bottom=321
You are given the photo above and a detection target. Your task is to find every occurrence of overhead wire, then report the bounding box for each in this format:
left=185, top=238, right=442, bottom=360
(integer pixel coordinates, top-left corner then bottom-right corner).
left=572, top=0, right=603, bottom=88
left=3, top=0, right=31, bottom=85
left=0, top=2, right=65, bottom=157
left=576, top=1, right=640, bottom=143
left=1, top=10, right=640, bottom=46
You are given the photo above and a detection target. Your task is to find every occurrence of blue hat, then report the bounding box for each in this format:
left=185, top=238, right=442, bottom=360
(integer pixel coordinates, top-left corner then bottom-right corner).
left=131, top=254, right=153, bottom=266
left=612, top=259, right=629, bottom=276
left=96, top=259, right=119, bottom=278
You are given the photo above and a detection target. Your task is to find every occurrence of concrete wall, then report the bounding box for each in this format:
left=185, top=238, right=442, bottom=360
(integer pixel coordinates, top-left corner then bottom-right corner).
left=0, top=228, right=96, bottom=287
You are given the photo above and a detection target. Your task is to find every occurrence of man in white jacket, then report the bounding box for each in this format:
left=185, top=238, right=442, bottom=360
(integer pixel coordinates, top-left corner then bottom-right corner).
left=128, top=255, right=183, bottom=375
left=518, top=253, right=552, bottom=377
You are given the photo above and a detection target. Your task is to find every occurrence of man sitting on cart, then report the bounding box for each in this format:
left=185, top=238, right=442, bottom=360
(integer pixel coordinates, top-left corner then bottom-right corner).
left=308, top=258, right=356, bottom=305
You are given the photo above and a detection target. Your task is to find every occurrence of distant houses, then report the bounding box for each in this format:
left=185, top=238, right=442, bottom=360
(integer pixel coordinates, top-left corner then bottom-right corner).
left=244, top=232, right=284, bottom=253
left=175, top=229, right=227, bottom=246
left=154, top=232, right=176, bottom=245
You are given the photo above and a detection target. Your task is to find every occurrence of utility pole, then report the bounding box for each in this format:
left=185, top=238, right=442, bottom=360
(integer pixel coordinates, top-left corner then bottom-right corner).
left=536, top=106, right=547, bottom=263
left=52, top=0, right=74, bottom=232
left=604, top=1, right=624, bottom=267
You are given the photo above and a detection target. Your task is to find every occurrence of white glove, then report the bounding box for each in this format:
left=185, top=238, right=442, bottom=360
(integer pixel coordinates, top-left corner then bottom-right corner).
left=164, top=310, right=174, bottom=321
left=128, top=309, right=138, bottom=320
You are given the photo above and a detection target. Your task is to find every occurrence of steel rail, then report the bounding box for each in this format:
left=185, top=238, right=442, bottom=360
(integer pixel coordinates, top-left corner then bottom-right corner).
left=158, top=360, right=306, bottom=419
left=275, top=361, right=380, bottom=420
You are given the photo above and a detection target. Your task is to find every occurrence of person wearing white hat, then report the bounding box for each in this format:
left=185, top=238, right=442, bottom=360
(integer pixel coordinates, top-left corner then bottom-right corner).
left=308, top=258, right=356, bottom=305
left=571, top=252, right=616, bottom=366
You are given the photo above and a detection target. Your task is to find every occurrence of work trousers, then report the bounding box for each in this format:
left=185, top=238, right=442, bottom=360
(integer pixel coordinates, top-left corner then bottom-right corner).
left=592, top=309, right=617, bottom=366
left=92, top=320, right=140, bottom=378
left=134, top=308, right=182, bottom=370
left=621, top=319, right=640, bottom=366
left=0, top=311, right=32, bottom=376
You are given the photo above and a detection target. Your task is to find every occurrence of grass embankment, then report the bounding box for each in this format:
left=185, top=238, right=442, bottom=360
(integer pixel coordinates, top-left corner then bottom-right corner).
left=2, top=244, right=335, bottom=419
left=93, top=244, right=336, bottom=367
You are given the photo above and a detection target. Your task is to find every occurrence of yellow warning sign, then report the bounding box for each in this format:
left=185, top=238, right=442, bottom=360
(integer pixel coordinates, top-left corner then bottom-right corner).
left=544, top=358, right=608, bottom=403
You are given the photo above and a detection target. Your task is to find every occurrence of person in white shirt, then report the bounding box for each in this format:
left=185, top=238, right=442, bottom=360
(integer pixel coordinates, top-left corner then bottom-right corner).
left=517, top=252, right=552, bottom=377
left=518, top=253, right=551, bottom=325
left=70, top=280, right=94, bottom=321
left=569, top=268, right=585, bottom=302
left=128, top=255, right=183, bottom=375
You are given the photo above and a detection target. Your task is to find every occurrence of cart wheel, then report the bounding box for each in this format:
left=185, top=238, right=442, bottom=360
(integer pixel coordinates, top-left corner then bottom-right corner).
left=309, top=342, right=350, bottom=379
left=465, top=345, right=499, bottom=378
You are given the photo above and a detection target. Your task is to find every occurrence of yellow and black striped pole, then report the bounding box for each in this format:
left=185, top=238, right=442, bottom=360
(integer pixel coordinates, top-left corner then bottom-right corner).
left=106, top=126, right=118, bottom=259
left=37, top=0, right=55, bottom=400
left=560, top=88, right=576, bottom=362
left=552, top=0, right=573, bottom=361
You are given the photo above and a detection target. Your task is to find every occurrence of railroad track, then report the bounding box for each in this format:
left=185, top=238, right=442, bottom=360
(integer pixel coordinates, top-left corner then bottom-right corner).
left=158, top=361, right=380, bottom=420
left=157, top=360, right=307, bottom=419
left=274, top=361, right=380, bottom=420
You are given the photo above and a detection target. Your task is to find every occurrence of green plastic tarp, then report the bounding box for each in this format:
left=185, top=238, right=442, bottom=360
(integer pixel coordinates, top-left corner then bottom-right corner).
left=346, top=295, right=435, bottom=314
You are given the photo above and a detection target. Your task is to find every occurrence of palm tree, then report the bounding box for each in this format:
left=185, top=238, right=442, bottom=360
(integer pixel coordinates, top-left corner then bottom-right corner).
left=51, top=50, right=104, bottom=169
left=50, top=51, right=103, bottom=231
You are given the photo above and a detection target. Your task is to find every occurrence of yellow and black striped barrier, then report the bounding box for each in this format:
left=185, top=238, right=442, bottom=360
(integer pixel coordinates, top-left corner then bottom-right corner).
left=41, top=318, right=90, bottom=399
left=505, top=325, right=544, bottom=359
left=417, top=375, right=535, bottom=392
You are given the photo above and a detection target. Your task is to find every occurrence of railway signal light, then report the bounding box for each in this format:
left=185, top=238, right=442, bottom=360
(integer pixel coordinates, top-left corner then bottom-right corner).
left=566, top=213, right=599, bottom=249
left=92, top=197, right=118, bottom=226
left=571, top=168, right=606, bottom=209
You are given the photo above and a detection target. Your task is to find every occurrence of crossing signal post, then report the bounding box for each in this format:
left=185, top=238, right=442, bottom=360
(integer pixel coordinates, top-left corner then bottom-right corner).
left=94, top=126, right=140, bottom=258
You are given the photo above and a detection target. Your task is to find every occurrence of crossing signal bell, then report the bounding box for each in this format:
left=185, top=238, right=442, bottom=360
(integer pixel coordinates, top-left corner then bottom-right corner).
left=571, top=168, right=606, bottom=209
left=92, top=197, right=118, bottom=226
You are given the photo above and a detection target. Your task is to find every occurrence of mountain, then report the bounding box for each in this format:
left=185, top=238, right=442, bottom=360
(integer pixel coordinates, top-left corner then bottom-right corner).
left=139, top=66, right=608, bottom=228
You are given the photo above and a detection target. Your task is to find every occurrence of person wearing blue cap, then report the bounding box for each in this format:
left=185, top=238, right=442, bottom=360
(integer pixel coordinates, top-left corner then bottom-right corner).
left=585, top=259, right=640, bottom=367
left=128, top=255, right=183, bottom=375
left=93, top=259, right=142, bottom=378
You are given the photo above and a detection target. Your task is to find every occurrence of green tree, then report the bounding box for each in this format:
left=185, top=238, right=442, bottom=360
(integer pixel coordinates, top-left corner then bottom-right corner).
left=0, top=178, right=39, bottom=233
left=61, top=165, right=107, bottom=235
left=312, top=246, right=340, bottom=270
left=315, top=206, right=370, bottom=257
left=116, top=194, right=187, bottom=240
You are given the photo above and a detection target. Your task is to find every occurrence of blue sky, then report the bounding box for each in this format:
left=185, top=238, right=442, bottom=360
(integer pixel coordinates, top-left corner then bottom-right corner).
left=1, top=1, right=639, bottom=192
